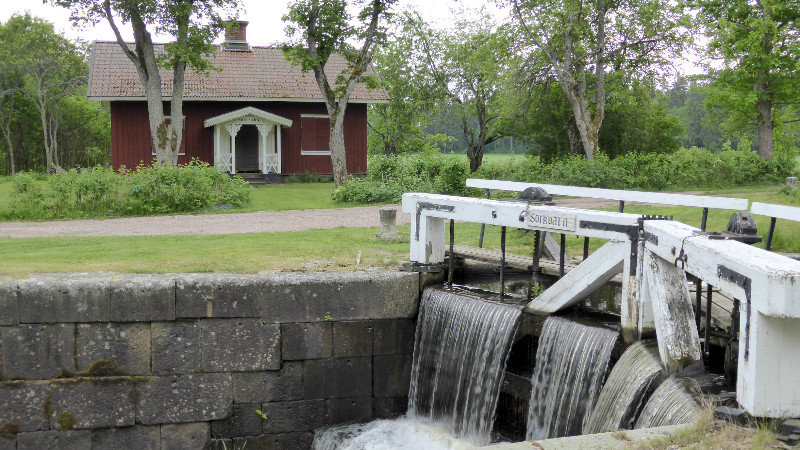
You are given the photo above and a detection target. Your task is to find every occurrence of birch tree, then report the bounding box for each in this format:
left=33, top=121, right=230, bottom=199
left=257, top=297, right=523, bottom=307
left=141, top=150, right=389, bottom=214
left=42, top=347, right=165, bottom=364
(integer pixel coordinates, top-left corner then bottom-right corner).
left=506, top=0, right=688, bottom=159
left=52, top=0, right=239, bottom=166
left=283, top=0, right=395, bottom=186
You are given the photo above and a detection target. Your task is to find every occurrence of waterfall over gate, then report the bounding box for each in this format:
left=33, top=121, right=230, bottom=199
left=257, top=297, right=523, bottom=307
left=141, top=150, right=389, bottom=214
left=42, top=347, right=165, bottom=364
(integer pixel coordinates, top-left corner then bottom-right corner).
left=407, top=288, right=522, bottom=446
left=526, top=316, right=619, bottom=440
left=584, top=340, right=666, bottom=434
left=635, top=376, right=705, bottom=428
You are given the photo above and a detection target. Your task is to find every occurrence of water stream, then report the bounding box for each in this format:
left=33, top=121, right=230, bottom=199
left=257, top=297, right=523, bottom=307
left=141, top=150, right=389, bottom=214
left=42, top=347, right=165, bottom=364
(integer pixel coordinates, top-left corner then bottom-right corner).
left=634, top=376, right=704, bottom=428
left=408, top=288, right=522, bottom=445
left=584, top=340, right=666, bottom=434
left=525, top=316, right=620, bottom=440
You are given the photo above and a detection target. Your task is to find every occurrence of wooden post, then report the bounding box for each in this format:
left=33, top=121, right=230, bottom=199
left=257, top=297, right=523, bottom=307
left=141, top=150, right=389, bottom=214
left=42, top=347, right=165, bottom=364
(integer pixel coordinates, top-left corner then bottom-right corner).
left=642, top=249, right=703, bottom=373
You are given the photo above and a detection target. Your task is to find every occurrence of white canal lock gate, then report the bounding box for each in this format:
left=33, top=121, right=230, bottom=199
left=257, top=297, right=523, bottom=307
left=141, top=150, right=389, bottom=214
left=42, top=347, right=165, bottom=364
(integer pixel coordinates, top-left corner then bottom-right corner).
left=402, top=190, right=800, bottom=419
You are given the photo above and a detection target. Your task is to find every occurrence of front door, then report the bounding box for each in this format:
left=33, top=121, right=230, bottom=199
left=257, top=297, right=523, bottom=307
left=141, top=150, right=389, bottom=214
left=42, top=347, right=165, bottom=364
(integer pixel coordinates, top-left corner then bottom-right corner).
left=235, top=125, right=260, bottom=173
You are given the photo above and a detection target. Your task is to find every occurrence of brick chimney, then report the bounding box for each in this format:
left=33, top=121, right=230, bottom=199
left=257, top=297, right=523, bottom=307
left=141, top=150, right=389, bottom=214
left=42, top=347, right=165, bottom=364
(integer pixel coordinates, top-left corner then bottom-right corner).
left=224, top=21, right=250, bottom=51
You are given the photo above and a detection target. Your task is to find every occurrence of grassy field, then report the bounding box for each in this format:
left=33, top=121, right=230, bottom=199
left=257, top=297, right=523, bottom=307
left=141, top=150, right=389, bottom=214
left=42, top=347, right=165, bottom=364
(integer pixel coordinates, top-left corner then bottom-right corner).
left=447, top=153, right=526, bottom=164
left=2, top=187, right=800, bottom=278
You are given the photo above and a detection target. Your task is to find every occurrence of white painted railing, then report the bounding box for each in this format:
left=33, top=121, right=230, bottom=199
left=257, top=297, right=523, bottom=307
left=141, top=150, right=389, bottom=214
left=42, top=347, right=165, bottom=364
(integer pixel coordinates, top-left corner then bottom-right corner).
left=750, top=202, right=800, bottom=251
left=403, top=190, right=800, bottom=418
left=467, top=179, right=749, bottom=210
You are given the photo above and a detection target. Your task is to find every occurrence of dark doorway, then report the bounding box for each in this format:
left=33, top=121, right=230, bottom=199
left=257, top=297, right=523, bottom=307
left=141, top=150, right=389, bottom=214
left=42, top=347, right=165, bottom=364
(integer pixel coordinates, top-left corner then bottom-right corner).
left=235, top=125, right=259, bottom=172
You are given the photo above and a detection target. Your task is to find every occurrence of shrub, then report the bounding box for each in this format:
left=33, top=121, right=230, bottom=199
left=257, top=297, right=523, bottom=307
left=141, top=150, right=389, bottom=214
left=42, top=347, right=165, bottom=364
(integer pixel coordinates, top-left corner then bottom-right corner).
left=1, top=161, right=253, bottom=220
left=331, top=148, right=795, bottom=204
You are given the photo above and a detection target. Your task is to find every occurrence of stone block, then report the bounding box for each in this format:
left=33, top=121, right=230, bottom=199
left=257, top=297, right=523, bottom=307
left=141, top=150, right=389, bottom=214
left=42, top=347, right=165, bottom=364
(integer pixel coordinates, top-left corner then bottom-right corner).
left=17, top=275, right=112, bottom=323
left=137, top=373, right=232, bottom=424
left=76, top=323, right=150, bottom=375
left=332, top=321, right=372, bottom=357
left=91, top=425, right=160, bottom=450
left=303, top=358, right=372, bottom=399
left=234, top=432, right=313, bottom=450
left=161, top=422, right=210, bottom=450
left=713, top=406, right=751, bottom=426
left=17, top=430, right=91, bottom=450
left=281, top=322, right=332, bottom=360
left=261, top=271, right=419, bottom=323
left=0, top=283, right=17, bottom=326
left=49, top=378, right=135, bottom=430
left=781, top=418, right=800, bottom=435
left=0, top=436, right=14, bottom=450
left=211, top=403, right=262, bottom=438
left=208, top=438, right=234, bottom=450
left=0, top=324, right=74, bottom=379
left=0, top=381, right=51, bottom=431
left=151, top=321, right=202, bottom=375
left=175, top=274, right=262, bottom=318
left=302, top=360, right=326, bottom=400
left=373, top=396, right=408, bottom=419
left=109, top=275, right=175, bottom=322
left=325, top=397, right=372, bottom=426
left=200, top=319, right=280, bottom=372
left=373, top=354, right=412, bottom=398
left=372, top=319, right=416, bottom=355
left=259, top=400, right=325, bottom=433
left=232, top=362, right=304, bottom=403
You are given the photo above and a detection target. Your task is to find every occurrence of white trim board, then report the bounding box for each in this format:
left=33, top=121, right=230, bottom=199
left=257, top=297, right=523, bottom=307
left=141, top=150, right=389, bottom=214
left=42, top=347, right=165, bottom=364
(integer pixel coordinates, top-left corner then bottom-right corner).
left=466, top=179, right=749, bottom=210
left=750, top=202, right=800, bottom=222
left=300, top=114, right=330, bottom=119
left=301, top=150, right=331, bottom=156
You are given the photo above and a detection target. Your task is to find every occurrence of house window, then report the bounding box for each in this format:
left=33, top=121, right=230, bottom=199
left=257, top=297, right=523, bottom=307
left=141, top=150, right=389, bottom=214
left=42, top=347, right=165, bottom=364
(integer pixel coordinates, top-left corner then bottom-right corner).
left=151, top=116, right=186, bottom=156
left=301, top=114, right=331, bottom=156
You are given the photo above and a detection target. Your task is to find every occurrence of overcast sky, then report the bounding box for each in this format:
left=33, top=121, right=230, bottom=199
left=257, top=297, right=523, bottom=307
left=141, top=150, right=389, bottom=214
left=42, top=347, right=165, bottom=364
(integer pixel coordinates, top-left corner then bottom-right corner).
left=0, top=0, right=507, bottom=46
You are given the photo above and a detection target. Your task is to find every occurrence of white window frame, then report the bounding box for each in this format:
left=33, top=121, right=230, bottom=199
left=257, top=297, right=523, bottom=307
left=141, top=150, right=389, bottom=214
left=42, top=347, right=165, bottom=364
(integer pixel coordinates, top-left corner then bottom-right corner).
left=300, top=114, right=332, bottom=156
left=151, top=115, right=187, bottom=156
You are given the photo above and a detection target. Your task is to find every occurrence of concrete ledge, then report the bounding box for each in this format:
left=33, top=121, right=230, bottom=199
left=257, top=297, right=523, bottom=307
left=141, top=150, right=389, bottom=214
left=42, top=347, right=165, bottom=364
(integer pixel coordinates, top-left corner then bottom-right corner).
left=484, top=424, right=691, bottom=449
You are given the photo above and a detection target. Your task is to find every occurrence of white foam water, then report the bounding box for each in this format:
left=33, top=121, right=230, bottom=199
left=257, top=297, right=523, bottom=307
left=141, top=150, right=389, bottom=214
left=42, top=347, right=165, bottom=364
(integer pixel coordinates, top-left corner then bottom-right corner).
left=312, top=418, right=478, bottom=450
left=525, top=316, right=619, bottom=440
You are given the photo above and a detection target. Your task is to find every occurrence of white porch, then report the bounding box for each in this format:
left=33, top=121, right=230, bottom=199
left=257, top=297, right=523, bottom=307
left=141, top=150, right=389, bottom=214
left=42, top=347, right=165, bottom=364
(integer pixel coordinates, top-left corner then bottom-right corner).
left=204, top=107, right=293, bottom=175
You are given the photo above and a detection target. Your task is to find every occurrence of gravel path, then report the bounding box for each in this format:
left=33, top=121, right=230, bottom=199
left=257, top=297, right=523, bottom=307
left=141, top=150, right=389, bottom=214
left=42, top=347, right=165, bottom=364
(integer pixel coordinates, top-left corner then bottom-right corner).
left=0, top=196, right=693, bottom=239
left=0, top=205, right=411, bottom=238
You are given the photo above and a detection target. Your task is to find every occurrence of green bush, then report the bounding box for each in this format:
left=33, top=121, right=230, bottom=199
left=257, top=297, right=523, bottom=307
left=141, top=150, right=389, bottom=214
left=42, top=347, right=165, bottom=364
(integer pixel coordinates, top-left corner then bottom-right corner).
left=332, top=148, right=795, bottom=204
left=1, top=161, right=253, bottom=220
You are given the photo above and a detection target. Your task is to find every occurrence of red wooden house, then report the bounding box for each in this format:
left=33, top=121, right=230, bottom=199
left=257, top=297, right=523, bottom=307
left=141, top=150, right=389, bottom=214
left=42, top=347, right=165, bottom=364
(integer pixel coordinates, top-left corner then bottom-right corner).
left=87, top=22, right=389, bottom=182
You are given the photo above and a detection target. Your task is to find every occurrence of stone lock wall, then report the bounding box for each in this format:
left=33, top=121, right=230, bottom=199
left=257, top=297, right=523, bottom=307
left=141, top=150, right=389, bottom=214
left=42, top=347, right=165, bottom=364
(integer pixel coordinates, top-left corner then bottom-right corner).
left=0, top=271, right=421, bottom=450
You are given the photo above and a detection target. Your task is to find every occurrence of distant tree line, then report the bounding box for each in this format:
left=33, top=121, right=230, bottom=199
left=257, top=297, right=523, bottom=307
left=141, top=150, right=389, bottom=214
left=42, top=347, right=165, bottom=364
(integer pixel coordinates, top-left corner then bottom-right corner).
left=368, top=0, right=800, bottom=171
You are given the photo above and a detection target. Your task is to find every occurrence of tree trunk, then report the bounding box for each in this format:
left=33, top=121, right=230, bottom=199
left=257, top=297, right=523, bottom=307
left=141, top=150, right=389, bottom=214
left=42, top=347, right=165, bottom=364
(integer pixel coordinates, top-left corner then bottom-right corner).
left=3, top=133, right=14, bottom=175
left=566, top=119, right=580, bottom=156
left=329, top=109, right=348, bottom=187
left=754, top=74, right=773, bottom=159
left=568, top=99, right=600, bottom=159
left=467, top=143, right=484, bottom=172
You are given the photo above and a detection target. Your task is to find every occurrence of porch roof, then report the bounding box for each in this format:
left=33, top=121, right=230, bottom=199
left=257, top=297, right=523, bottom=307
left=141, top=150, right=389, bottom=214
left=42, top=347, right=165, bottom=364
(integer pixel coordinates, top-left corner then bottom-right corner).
left=203, top=107, right=293, bottom=128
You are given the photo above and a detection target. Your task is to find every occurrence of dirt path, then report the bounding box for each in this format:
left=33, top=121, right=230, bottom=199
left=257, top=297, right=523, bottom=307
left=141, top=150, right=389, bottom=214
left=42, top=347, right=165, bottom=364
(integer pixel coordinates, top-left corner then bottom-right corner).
left=0, top=205, right=412, bottom=238
left=0, top=194, right=725, bottom=239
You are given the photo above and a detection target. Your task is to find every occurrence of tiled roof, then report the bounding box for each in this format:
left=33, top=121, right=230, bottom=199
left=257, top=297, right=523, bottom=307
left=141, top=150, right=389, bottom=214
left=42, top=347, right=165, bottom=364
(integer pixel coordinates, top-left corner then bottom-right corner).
left=88, top=41, right=390, bottom=102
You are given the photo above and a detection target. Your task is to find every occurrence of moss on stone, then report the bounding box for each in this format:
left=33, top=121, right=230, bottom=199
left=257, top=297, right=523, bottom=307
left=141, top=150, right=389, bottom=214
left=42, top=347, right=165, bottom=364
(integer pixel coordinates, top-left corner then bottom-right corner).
left=83, top=360, right=128, bottom=377
left=41, top=393, right=52, bottom=423
left=56, top=369, right=76, bottom=379
left=0, top=422, right=20, bottom=436
left=57, top=412, right=76, bottom=430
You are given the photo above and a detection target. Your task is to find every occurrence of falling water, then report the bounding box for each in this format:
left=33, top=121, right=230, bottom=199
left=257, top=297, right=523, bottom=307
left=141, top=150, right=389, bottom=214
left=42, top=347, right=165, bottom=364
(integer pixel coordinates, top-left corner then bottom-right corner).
left=583, top=341, right=666, bottom=434
left=407, top=287, right=522, bottom=445
left=634, top=376, right=705, bottom=428
left=312, top=419, right=476, bottom=450
left=526, top=316, right=619, bottom=440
